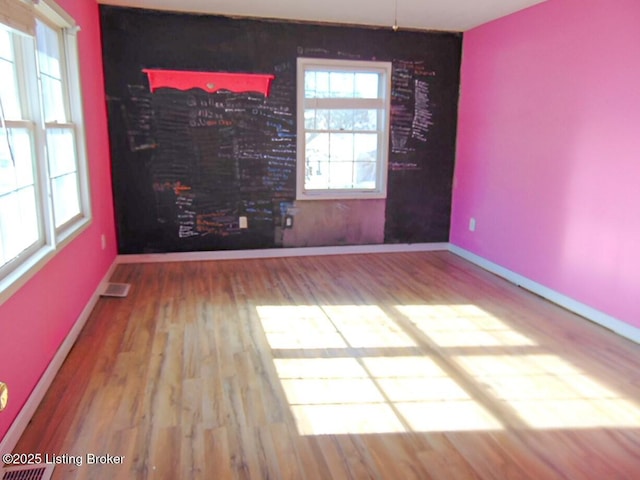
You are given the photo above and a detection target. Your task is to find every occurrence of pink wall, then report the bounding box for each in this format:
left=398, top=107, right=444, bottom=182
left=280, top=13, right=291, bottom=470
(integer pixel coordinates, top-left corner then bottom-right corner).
left=451, top=0, right=640, bottom=328
left=0, top=0, right=116, bottom=441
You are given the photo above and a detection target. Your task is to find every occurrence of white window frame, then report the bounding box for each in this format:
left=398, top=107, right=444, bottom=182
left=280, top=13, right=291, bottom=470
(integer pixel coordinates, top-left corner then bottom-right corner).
left=0, top=0, right=91, bottom=305
left=296, top=57, right=391, bottom=200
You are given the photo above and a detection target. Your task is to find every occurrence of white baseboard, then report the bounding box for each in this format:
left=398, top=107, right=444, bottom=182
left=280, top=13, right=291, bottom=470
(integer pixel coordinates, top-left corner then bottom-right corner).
left=449, top=244, right=640, bottom=345
left=0, top=242, right=445, bottom=453
left=5, top=241, right=636, bottom=455
left=0, top=259, right=118, bottom=456
left=117, top=242, right=450, bottom=264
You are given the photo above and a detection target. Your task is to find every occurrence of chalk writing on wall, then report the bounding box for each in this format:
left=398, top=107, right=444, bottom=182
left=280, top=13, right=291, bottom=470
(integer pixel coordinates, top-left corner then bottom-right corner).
left=390, top=60, right=436, bottom=163
left=122, top=84, right=156, bottom=152
left=101, top=5, right=461, bottom=253
left=142, top=66, right=296, bottom=242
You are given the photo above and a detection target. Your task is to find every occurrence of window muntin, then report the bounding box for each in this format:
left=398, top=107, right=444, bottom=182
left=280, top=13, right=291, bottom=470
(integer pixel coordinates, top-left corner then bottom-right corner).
left=297, top=58, right=391, bottom=200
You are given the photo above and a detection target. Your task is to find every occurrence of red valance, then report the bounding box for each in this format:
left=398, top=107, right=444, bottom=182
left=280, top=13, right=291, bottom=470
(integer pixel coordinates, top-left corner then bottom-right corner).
left=142, top=69, right=275, bottom=96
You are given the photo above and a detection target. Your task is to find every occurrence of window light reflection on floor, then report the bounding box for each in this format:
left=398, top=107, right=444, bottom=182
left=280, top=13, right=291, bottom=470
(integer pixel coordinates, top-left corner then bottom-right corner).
left=273, top=356, right=502, bottom=435
left=258, top=303, right=640, bottom=435
left=453, top=354, right=640, bottom=429
left=395, top=304, right=537, bottom=347
left=322, top=305, right=416, bottom=348
left=274, top=357, right=405, bottom=434
left=256, top=305, right=348, bottom=350
left=256, top=304, right=417, bottom=350
left=258, top=304, right=503, bottom=435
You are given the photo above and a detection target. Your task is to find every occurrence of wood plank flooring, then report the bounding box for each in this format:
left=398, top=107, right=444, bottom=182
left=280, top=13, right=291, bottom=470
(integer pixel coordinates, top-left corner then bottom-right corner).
left=12, top=252, right=640, bottom=479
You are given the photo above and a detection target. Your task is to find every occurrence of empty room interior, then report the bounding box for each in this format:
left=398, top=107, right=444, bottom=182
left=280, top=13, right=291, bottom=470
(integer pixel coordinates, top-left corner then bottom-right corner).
left=1, top=0, right=639, bottom=478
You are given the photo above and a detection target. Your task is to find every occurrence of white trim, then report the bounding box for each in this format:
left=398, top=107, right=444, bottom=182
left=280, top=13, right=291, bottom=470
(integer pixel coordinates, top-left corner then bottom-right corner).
left=117, top=242, right=450, bottom=264
left=0, top=0, right=35, bottom=36
left=2, top=241, right=638, bottom=455
left=304, top=97, right=385, bottom=109
left=35, top=0, right=76, bottom=29
left=296, top=57, right=392, bottom=201
left=449, top=244, right=640, bottom=345
left=0, top=217, right=90, bottom=307
left=0, top=0, right=92, bottom=305
left=0, top=258, right=118, bottom=456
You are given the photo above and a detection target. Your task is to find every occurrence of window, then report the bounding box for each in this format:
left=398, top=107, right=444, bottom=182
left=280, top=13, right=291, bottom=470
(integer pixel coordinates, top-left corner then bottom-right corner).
left=297, top=58, right=391, bottom=200
left=0, top=0, right=90, bottom=300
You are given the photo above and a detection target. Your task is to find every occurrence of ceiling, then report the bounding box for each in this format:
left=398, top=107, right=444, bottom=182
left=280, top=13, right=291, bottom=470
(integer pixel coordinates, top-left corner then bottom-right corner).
left=97, top=0, right=549, bottom=32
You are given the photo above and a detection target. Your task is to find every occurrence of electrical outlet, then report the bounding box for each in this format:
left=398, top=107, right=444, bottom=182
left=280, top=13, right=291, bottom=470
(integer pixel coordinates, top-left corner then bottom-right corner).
left=284, top=215, right=294, bottom=229
left=469, top=217, right=476, bottom=232
left=239, top=216, right=248, bottom=229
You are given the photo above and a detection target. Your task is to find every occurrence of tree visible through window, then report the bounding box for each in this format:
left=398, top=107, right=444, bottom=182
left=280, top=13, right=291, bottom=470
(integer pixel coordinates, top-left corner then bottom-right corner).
left=297, top=58, right=391, bottom=200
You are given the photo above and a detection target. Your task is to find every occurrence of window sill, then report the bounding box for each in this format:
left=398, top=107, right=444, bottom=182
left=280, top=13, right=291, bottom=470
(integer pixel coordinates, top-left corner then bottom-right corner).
left=0, top=216, right=92, bottom=307
left=296, top=191, right=388, bottom=201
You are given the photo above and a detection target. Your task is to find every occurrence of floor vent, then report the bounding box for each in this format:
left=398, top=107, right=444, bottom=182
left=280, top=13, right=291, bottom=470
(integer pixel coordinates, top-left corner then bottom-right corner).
left=1, top=464, right=54, bottom=480
left=101, top=282, right=131, bottom=298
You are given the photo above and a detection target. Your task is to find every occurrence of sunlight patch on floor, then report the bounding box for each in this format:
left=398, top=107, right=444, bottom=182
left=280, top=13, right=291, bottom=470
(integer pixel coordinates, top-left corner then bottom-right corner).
left=273, top=355, right=502, bottom=435
left=364, top=356, right=503, bottom=432
left=256, top=305, right=348, bottom=349
left=290, top=403, right=406, bottom=435
left=257, top=304, right=417, bottom=350
left=321, top=305, right=417, bottom=348
left=396, top=304, right=537, bottom=347
left=454, top=354, right=640, bottom=429
left=257, top=303, right=640, bottom=435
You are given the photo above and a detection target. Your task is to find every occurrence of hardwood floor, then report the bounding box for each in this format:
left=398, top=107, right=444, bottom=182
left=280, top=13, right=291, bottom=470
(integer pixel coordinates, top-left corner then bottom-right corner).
left=13, top=252, right=640, bottom=479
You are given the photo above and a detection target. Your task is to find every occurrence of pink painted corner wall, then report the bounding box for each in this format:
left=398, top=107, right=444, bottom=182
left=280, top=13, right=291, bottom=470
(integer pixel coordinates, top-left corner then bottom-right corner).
left=451, top=0, right=640, bottom=328
left=0, top=0, right=116, bottom=441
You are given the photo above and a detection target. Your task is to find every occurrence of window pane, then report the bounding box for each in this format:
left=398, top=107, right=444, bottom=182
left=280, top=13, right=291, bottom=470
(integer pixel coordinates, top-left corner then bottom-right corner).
left=329, top=133, right=354, bottom=162
left=305, top=71, right=329, bottom=98
left=0, top=139, right=12, bottom=196
left=47, top=128, right=77, bottom=177
left=354, top=133, right=378, bottom=162
left=328, top=162, right=354, bottom=189
left=306, top=133, right=329, bottom=162
left=51, top=172, right=80, bottom=227
left=304, top=109, right=330, bottom=130
left=354, top=162, right=377, bottom=188
left=305, top=161, right=329, bottom=190
left=0, top=129, right=34, bottom=195
left=0, top=187, right=39, bottom=267
left=329, top=72, right=354, bottom=98
left=0, top=29, right=21, bottom=119
left=315, top=110, right=329, bottom=130
left=0, top=29, right=12, bottom=60
left=36, top=20, right=66, bottom=123
left=304, top=109, right=315, bottom=130
left=329, top=110, right=354, bottom=131
left=36, top=20, right=62, bottom=78
left=353, top=110, right=378, bottom=131
left=40, top=75, right=66, bottom=123
left=304, top=71, right=316, bottom=97
left=0, top=59, right=21, bottom=118
left=354, top=73, right=379, bottom=98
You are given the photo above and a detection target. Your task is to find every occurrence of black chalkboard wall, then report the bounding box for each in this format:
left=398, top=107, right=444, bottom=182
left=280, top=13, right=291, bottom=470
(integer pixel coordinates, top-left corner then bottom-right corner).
left=100, top=6, right=462, bottom=254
